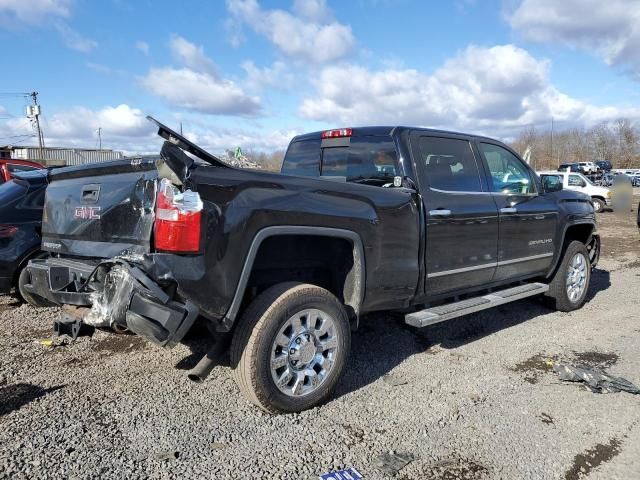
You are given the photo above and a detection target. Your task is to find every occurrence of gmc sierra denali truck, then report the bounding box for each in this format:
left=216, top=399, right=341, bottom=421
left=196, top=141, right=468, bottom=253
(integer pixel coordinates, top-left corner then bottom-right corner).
left=25, top=118, right=600, bottom=413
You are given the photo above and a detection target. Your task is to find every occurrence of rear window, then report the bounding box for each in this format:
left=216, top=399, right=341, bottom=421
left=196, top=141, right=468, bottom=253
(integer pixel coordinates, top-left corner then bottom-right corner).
left=282, top=135, right=399, bottom=186
left=281, top=139, right=321, bottom=177
left=7, top=164, right=39, bottom=174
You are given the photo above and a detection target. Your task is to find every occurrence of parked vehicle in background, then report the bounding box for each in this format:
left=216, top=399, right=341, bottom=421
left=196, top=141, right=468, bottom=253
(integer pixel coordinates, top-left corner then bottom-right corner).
left=538, top=170, right=612, bottom=212
left=601, top=173, right=615, bottom=187
left=578, top=162, right=599, bottom=174
left=595, top=160, right=612, bottom=172
left=25, top=118, right=600, bottom=413
left=623, top=171, right=640, bottom=187
left=0, top=159, right=44, bottom=184
left=0, top=170, right=51, bottom=305
left=558, top=163, right=586, bottom=174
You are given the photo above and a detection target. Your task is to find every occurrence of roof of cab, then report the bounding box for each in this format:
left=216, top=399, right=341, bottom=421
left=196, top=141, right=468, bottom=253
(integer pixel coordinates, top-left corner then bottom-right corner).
left=290, top=126, right=502, bottom=143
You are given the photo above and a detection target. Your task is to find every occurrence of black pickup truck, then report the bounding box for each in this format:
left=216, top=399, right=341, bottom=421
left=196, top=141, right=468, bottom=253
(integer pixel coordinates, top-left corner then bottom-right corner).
left=25, top=118, right=600, bottom=413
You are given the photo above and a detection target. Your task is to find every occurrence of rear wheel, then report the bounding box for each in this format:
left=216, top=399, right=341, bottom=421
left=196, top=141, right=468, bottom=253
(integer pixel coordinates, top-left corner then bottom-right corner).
left=546, top=241, right=591, bottom=312
left=592, top=197, right=605, bottom=213
left=230, top=282, right=351, bottom=414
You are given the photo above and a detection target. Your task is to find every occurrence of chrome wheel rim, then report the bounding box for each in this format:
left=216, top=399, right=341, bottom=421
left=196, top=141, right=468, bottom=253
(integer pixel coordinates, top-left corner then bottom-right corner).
left=270, top=308, right=339, bottom=397
left=566, top=252, right=588, bottom=303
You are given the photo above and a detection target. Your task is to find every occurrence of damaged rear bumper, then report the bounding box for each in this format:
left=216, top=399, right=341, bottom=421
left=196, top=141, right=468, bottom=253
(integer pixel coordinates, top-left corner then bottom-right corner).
left=25, top=257, right=198, bottom=347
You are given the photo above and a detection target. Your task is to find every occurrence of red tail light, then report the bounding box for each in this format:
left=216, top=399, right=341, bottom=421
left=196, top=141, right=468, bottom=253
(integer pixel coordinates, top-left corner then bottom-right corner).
left=321, top=128, right=352, bottom=139
left=0, top=224, right=18, bottom=238
left=154, top=179, right=203, bottom=253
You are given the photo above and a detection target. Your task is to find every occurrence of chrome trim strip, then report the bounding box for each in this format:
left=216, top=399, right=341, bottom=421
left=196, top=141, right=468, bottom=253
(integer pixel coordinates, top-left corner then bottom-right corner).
left=427, top=262, right=497, bottom=278
left=497, top=253, right=554, bottom=266
left=427, top=252, right=554, bottom=278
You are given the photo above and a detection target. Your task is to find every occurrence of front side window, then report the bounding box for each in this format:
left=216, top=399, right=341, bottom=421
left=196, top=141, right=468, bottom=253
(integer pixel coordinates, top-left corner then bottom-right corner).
left=417, top=137, right=482, bottom=192
left=568, top=174, right=586, bottom=187
left=479, top=143, right=535, bottom=195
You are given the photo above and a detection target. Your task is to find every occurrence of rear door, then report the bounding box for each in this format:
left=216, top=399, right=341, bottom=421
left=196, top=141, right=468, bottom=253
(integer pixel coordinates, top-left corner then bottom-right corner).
left=410, top=133, right=498, bottom=296
left=477, top=142, right=558, bottom=281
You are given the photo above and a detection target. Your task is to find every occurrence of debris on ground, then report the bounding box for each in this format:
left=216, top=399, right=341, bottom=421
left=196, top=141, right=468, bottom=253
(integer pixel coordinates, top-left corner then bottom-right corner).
left=553, top=363, right=640, bottom=394
left=319, top=467, right=362, bottom=480
left=376, top=451, right=415, bottom=476
left=156, top=451, right=180, bottom=461
left=382, top=372, right=409, bottom=387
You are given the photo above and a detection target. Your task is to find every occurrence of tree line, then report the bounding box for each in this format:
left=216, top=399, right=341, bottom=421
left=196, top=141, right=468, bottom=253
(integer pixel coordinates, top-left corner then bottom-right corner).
left=509, top=118, right=640, bottom=171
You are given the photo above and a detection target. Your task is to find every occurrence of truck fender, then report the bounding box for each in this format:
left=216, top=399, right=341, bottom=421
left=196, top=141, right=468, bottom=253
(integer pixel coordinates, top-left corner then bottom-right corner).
left=221, top=226, right=366, bottom=330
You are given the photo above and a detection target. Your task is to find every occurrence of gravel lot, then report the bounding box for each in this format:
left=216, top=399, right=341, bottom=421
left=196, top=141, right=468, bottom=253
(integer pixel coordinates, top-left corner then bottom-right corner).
left=1, top=200, right=639, bottom=479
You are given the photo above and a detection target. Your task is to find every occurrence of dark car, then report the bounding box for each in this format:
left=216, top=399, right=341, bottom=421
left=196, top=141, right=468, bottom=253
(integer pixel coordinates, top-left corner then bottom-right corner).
left=595, top=160, right=613, bottom=172
left=25, top=118, right=600, bottom=413
left=558, top=163, right=585, bottom=173
left=0, top=169, right=51, bottom=305
left=0, top=159, right=45, bottom=184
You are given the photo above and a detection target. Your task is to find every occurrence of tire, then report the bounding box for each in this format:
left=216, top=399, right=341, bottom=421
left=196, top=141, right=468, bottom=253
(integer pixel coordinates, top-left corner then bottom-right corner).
left=230, top=282, right=351, bottom=414
left=546, top=241, right=591, bottom=312
left=17, top=261, right=56, bottom=308
left=592, top=197, right=605, bottom=213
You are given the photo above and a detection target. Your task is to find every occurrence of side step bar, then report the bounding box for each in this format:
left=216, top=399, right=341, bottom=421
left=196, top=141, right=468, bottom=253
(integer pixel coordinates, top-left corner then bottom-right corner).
left=405, top=282, right=549, bottom=328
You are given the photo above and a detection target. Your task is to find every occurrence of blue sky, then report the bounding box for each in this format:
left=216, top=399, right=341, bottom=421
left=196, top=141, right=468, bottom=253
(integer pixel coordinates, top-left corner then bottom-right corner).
left=1, top=0, right=639, bottom=153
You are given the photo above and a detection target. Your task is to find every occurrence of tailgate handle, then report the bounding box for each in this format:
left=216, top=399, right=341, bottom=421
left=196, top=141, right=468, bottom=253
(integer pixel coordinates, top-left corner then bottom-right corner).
left=81, top=184, right=100, bottom=203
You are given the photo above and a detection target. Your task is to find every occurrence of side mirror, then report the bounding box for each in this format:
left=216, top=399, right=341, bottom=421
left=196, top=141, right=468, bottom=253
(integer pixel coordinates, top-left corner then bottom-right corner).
left=542, top=175, right=563, bottom=193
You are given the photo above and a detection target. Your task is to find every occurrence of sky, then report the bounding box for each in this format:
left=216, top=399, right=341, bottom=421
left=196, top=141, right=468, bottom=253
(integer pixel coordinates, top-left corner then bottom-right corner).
left=0, top=0, right=639, bottom=154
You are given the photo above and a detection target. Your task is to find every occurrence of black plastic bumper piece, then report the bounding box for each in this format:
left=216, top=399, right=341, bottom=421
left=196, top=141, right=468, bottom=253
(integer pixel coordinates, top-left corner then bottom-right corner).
left=54, top=315, right=95, bottom=340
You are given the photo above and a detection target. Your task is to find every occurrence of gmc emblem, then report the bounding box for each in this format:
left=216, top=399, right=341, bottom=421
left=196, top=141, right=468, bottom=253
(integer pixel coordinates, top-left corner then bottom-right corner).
left=74, top=206, right=101, bottom=220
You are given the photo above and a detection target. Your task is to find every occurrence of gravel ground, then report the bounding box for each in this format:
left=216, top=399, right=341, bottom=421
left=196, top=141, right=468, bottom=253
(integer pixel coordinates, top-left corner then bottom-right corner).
left=1, top=203, right=639, bottom=480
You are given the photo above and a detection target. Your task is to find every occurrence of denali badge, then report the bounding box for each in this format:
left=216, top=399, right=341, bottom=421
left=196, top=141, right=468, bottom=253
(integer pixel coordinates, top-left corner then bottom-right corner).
left=74, top=206, right=101, bottom=220
left=528, top=238, right=553, bottom=246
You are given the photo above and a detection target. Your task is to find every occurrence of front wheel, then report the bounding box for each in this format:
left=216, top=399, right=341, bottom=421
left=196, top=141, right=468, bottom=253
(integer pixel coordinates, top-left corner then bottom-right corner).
left=592, top=197, right=605, bottom=213
left=230, top=282, right=351, bottom=414
left=546, top=241, right=591, bottom=312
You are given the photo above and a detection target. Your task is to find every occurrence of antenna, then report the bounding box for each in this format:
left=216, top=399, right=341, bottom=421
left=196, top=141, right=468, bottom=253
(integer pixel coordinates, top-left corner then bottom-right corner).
left=97, top=127, right=102, bottom=150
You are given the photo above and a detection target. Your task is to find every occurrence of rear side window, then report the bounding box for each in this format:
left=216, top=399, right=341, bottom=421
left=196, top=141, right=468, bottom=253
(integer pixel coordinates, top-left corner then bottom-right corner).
left=322, top=136, right=398, bottom=185
left=281, top=139, right=321, bottom=177
left=7, top=164, right=39, bottom=174
left=417, top=137, right=482, bottom=192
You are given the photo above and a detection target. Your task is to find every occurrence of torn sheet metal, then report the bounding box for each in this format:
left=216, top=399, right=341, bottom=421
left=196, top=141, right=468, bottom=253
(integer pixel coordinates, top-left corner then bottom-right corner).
left=553, top=363, right=640, bottom=394
left=376, top=452, right=415, bottom=476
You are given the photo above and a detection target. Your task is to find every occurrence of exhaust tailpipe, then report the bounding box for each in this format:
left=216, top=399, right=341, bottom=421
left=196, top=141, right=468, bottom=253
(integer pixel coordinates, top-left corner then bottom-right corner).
left=187, top=336, right=230, bottom=383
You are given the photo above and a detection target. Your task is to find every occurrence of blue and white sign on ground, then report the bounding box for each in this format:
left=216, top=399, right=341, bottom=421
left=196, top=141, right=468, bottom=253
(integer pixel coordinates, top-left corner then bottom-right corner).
left=319, top=467, right=362, bottom=480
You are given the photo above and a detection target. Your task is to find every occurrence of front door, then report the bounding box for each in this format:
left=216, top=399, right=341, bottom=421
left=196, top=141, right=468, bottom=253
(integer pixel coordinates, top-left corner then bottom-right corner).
left=411, top=134, right=499, bottom=296
left=477, top=142, right=558, bottom=281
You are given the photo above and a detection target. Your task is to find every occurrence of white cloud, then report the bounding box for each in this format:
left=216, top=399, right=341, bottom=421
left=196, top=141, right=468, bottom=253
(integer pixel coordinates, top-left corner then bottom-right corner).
left=55, top=22, right=97, bottom=52
left=135, top=40, right=149, bottom=55
left=141, top=68, right=261, bottom=116
left=86, top=62, right=111, bottom=75
left=241, top=60, right=294, bottom=91
left=507, top=0, right=640, bottom=79
left=226, top=0, right=355, bottom=63
left=0, top=0, right=70, bottom=24
left=0, top=104, right=159, bottom=153
left=185, top=125, right=300, bottom=153
left=299, top=44, right=640, bottom=135
left=169, top=35, right=216, bottom=76
left=140, top=36, right=261, bottom=116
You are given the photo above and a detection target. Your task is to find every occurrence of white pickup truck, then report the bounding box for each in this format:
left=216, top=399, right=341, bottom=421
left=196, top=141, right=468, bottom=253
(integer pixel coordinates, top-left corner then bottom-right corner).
left=538, top=170, right=612, bottom=212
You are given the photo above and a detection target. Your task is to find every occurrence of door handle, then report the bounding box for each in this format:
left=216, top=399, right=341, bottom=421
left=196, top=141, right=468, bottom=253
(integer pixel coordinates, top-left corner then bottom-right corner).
left=429, top=209, right=451, bottom=216
left=500, top=207, right=517, bottom=214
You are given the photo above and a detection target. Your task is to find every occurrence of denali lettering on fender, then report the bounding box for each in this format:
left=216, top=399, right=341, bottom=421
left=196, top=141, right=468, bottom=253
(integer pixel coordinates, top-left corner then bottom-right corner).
left=528, top=238, right=553, bottom=246
left=74, top=206, right=101, bottom=220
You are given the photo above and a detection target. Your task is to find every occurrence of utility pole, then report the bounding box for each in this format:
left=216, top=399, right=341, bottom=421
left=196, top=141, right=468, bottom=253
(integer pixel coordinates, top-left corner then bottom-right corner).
left=180, top=121, right=183, bottom=135
left=97, top=127, right=102, bottom=150
left=28, top=91, right=45, bottom=161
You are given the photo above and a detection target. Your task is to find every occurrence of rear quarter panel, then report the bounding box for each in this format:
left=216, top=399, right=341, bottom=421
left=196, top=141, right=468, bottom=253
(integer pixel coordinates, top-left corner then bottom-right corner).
left=182, top=166, right=421, bottom=319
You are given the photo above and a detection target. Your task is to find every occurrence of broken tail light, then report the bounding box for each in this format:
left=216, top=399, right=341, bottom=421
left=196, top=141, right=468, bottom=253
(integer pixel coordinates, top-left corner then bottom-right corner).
left=0, top=224, right=18, bottom=238
left=154, top=179, right=203, bottom=253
